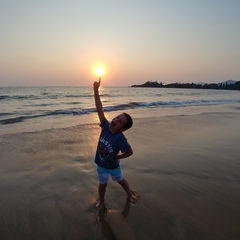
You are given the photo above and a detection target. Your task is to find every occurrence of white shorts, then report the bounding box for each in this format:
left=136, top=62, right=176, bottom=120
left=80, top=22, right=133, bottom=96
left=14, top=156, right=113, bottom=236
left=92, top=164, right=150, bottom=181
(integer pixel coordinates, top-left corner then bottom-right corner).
left=97, top=165, right=123, bottom=184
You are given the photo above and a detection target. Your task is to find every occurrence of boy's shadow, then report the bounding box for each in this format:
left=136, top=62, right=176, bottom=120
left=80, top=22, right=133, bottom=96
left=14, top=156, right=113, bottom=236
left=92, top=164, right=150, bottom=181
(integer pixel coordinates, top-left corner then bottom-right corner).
left=97, top=199, right=132, bottom=239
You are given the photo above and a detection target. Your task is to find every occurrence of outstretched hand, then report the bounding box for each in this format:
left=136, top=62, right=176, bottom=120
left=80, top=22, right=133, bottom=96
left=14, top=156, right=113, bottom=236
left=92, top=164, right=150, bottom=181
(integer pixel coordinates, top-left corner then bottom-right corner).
left=93, top=77, right=104, bottom=121
left=93, top=78, right=101, bottom=90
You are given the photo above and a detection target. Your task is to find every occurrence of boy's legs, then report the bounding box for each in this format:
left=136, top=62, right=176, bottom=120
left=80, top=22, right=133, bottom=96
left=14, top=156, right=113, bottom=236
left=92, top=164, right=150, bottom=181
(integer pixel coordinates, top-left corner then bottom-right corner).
left=96, top=166, right=109, bottom=209
left=118, top=179, right=137, bottom=203
left=96, top=183, right=107, bottom=209
left=96, top=166, right=137, bottom=208
left=109, top=166, right=137, bottom=203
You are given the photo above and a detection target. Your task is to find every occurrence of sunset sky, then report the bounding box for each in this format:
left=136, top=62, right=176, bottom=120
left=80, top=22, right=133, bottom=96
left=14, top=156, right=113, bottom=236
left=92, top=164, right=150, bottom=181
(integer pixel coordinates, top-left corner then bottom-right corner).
left=0, top=0, right=239, bottom=87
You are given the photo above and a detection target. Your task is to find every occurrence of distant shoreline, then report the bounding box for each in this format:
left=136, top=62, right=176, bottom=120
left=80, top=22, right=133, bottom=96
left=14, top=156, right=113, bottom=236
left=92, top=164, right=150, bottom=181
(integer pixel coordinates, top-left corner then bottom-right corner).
left=131, top=80, right=240, bottom=90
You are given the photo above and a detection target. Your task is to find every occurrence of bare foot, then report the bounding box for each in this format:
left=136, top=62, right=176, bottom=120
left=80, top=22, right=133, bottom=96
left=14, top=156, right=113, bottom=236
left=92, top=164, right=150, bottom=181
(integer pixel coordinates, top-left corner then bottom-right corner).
left=128, top=192, right=137, bottom=204
left=96, top=199, right=104, bottom=209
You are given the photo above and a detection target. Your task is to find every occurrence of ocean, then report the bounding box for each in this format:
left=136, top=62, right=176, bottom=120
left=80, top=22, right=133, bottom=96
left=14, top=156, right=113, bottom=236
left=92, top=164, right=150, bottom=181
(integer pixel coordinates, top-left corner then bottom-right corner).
left=0, top=86, right=239, bottom=135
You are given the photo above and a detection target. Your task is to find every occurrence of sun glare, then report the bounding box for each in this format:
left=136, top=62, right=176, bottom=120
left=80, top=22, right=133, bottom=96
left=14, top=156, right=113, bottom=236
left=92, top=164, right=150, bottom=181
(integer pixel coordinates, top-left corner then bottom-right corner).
left=95, top=66, right=104, bottom=76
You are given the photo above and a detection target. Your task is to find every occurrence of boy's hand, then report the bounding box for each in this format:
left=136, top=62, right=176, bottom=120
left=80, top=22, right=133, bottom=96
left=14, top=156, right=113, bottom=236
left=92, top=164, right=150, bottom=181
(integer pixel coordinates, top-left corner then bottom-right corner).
left=93, top=78, right=101, bottom=90
left=115, top=148, right=133, bottom=160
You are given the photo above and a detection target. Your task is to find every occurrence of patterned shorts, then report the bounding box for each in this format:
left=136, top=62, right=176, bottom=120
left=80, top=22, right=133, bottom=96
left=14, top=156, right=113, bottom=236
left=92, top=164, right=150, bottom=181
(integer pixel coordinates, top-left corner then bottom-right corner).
left=97, top=165, right=123, bottom=184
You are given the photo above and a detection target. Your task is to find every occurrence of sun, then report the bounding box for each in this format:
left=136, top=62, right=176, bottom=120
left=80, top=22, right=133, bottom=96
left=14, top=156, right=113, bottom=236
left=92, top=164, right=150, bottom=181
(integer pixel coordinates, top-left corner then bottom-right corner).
left=95, top=66, right=104, bottom=76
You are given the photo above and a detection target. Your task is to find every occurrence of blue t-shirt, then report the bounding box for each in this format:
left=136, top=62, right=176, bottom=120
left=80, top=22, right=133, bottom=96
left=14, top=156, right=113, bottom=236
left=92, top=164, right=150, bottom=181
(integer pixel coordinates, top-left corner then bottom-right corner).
left=94, top=118, right=131, bottom=169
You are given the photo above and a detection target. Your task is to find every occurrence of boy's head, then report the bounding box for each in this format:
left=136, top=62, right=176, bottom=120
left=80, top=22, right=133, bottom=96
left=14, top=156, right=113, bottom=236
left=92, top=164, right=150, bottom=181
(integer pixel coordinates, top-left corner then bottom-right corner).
left=109, top=112, right=133, bottom=133
left=122, top=112, right=133, bottom=130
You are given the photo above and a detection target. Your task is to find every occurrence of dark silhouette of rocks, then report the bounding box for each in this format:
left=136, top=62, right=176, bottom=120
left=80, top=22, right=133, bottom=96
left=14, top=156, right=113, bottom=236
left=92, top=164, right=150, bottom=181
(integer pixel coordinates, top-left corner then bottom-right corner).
left=131, top=80, right=240, bottom=90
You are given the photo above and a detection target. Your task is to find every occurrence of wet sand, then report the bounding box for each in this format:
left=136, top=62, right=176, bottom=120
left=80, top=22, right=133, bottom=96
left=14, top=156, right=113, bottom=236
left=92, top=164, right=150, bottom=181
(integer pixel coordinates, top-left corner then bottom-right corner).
left=0, top=111, right=240, bottom=240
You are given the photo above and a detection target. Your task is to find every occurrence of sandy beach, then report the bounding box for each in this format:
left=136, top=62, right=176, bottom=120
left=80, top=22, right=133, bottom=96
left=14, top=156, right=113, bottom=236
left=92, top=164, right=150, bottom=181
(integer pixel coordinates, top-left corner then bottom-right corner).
left=0, top=110, right=240, bottom=240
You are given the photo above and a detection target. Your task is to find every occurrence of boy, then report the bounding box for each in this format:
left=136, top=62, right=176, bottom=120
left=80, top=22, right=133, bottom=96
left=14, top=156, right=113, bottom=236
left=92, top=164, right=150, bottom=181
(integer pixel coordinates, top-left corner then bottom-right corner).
left=93, top=78, right=137, bottom=209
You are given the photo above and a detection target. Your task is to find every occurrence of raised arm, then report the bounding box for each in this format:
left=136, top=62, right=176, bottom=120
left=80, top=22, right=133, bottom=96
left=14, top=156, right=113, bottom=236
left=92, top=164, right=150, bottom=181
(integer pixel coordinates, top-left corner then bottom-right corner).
left=93, top=78, right=105, bottom=122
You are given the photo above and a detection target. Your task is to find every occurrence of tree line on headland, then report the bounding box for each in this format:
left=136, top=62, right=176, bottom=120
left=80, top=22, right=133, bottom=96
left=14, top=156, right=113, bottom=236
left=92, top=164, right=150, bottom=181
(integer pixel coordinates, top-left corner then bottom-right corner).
left=131, top=80, right=240, bottom=90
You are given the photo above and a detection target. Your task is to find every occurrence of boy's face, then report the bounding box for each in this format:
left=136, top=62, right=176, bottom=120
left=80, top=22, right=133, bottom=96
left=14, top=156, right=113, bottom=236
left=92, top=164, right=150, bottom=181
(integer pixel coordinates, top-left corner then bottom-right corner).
left=109, top=113, right=128, bottom=133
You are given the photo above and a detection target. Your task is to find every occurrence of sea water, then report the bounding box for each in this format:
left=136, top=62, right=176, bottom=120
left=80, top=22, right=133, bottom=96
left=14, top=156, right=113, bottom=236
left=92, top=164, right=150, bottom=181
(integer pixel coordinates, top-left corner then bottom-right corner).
left=0, top=86, right=239, bottom=135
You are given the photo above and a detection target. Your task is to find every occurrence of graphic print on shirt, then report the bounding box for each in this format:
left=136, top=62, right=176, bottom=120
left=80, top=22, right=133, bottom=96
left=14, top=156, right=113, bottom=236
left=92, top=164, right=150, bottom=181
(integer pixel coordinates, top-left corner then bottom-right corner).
left=98, top=136, right=114, bottom=162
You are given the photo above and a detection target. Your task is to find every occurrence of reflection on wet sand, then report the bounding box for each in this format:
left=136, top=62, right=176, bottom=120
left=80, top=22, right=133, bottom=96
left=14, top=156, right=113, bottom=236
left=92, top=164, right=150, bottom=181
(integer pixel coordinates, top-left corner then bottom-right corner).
left=95, top=199, right=132, bottom=240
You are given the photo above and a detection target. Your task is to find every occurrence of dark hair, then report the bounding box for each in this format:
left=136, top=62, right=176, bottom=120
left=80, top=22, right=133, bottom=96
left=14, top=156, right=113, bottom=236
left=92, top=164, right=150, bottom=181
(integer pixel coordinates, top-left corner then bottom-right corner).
left=123, top=112, right=133, bottom=130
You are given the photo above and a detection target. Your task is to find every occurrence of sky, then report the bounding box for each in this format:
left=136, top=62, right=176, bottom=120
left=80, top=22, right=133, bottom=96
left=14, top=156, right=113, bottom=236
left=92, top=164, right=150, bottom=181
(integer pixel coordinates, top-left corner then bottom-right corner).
left=0, top=0, right=240, bottom=87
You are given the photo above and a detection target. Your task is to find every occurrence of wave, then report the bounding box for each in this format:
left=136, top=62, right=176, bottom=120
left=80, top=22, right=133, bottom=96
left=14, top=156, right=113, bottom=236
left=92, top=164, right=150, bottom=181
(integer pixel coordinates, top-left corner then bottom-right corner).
left=0, top=94, right=92, bottom=101
left=1, top=98, right=239, bottom=125
left=0, top=95, right=42, bottom=100
left=133, top=98, right=240, bottom=107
